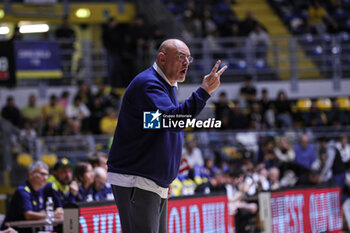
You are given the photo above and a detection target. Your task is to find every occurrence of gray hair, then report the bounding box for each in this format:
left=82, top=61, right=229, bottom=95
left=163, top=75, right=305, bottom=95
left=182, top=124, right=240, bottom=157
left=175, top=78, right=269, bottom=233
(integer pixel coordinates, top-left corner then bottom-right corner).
left=28, top=161, right=49, bottom=172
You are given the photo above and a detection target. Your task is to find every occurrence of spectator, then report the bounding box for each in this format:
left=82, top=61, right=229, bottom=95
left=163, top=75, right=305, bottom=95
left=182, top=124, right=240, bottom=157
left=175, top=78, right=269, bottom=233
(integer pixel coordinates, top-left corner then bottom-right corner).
left=93, top=167, right=113, bottom=201
left=249, top=101, right=263, bottom=130
left=87, top=96, right=105, bottom=134
left=66, top=95, right=90, bottom=133
left=274, top=136, right=295, bottom=163
left=239, top=11, right=264, bottom=37
left=247, top=24, right=270, bottom=59
left=43, top=158, right=78, bottom=210
left=259, top=88, right=275, bottom=128
left=274, top=90, right=292, bottom=129
left=1, top=96, right=22, bottom=128
left=239, top=75, right=257, bottom=107
left=268, top=167, right=281, bottom=190
left=311, top=148, right=332, bottom=182
left=100, top=108, right=118, bottom=135
left=21, top=94, right=41, bottom=129
left=87, top=151, right=108, bottom=171
left=102, top=17, right=123, bottom=88
left=74, top=162, right=95, bottom=202
left=307, top=1, right=337, bottom=35
left=41, top=116, right=59, bottom=136
left=294, top=133, right=317, bottom=170
left=303, top=100, right=326, bottom=127
left=213, top=91, right=231, bottom=129
left=55, top=15, right=76, bottom=74
left=221, top=11, right=241, bottom=38
left=231, top=101, right=249, bottom=129
left=1, top=161, right=50, bottom=231
left=58, top=91, right=70, bottom=111
left=76, top=81, right=93, bottom=105
left=182, top=138, right=204, bottom=169
left=258, top=137, right=278, bottom=168
left=41, top=95, right=65, bottom=128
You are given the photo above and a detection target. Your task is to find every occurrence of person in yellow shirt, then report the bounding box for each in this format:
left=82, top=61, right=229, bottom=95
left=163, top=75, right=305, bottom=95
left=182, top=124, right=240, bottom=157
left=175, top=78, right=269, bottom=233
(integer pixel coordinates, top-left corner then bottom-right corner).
left=41, top=95, right=65, bottom=127
left=308, top=1, right=337, bottom=35
left=100, top=108, right=118, bottom=135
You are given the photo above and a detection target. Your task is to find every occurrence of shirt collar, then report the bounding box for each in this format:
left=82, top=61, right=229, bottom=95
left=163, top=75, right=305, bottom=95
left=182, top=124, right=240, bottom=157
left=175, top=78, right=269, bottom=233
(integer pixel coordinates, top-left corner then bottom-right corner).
left=153, top=62, right=178, bottom=88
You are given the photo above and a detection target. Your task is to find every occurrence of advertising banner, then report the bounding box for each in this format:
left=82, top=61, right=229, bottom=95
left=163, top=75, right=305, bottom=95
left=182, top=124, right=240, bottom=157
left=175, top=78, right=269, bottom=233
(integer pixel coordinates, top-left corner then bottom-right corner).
left=64, top=194, right=234, bottom=233
left=15, top=41, right=62, bottom=79
left=259, top=187, right=342, bottom=233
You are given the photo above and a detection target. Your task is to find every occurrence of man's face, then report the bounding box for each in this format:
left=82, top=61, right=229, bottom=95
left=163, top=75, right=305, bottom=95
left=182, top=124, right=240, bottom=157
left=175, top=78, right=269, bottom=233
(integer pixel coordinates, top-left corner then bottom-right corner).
left=94, top=175, right=107, bottom=191
left=54, top=166, right=73, bottom=185
left=30, top=166, right=49, bottom=189
left=162, top=42, right=191, bottom=84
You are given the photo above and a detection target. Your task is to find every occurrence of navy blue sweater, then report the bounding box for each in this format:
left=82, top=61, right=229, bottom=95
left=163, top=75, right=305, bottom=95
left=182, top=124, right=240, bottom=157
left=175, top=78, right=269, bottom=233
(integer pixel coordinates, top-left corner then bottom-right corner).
left=107, top=66, right=210, bottom=188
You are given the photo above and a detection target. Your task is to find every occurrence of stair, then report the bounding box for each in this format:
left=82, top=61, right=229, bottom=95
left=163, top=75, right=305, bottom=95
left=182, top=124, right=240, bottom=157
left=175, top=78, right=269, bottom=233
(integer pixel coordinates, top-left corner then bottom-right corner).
left=232, top=0, right=321, bottom=79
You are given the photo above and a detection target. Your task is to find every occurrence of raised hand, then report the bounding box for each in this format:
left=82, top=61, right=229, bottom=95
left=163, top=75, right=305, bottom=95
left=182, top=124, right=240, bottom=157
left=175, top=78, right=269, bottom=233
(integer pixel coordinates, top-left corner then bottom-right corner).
left=201, top=60, right=227, bottom=94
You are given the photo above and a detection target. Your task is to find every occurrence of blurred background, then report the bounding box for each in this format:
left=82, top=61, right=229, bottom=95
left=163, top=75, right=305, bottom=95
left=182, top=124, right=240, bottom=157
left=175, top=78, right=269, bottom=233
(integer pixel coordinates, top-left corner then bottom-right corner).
left=1, top=0, right=350, bottom=232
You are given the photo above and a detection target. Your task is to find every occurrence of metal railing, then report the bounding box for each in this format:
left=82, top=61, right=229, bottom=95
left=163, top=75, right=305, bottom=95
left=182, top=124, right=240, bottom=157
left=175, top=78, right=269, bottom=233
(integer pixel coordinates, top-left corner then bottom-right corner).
left=10, top=33, right=350, bottom=89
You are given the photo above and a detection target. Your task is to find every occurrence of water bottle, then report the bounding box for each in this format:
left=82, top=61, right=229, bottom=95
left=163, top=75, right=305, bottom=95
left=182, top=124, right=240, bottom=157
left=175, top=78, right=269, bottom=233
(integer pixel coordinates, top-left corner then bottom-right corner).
left=44, top=196, right=54, bottom=232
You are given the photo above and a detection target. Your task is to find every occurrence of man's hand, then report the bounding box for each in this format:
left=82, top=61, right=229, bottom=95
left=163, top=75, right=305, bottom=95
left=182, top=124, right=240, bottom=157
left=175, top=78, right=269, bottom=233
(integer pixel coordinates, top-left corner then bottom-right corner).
left=201, top=60, right=227, bottom=94
left=54, top=207, right=64, bottom=219
left=69, top=180, right=79, bottom=196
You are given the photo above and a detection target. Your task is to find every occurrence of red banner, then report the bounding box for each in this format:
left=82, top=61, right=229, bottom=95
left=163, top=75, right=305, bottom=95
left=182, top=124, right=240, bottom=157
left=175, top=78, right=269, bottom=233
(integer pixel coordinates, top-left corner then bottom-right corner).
left=77, top=194, right=234, bottom=233
left=269, top=187, right=342, bottom=233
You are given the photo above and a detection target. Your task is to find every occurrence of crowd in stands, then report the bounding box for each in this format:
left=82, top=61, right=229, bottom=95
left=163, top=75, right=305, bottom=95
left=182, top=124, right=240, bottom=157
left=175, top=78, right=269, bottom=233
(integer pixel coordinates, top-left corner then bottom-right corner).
left=213, top=75, right=350, bottom=130
left=1, top=82, right=120, bottom=138
left=173, top=132, right=350, bottom=232
left=1, top=153, right=112, bottom=232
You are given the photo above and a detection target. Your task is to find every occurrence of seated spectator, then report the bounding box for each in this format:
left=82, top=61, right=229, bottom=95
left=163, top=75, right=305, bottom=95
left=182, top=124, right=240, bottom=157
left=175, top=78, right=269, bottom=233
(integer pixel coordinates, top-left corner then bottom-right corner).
left=247, top=24, right=270, bottom=59
left=231, top=102, right=249, bottom=129
left=100, top=108, right=118, bottom=135
left=249, top=101, right=263, bottom=130
left=74, top=162, right=95, bottom=202
left=44, top=158, right=78, bottom=210
left=268, top=167, right=281, bottom=190
left=311, top=148, right=332, bottom=182
left=182, top=137, right=204, bottom=169
left=307, top=1, right=337, bottom=35
left=259, top=88, right=275, bottom=128
left=294, top=133, right=317, bottom=170
left=87, top=151, right=108, bottom=170
left=274, top=136, right=295, bottom=163
left=213, top=91, right=232, bottom=129
left=41, top=116, right=59, bottom=136
left=41, top=95, right=65, bottom=128
left=1, top=96, right=22, bottom=128
left=21, top=94, right=41, bottom=130
left=76, top=81, right=93, bottom=105
left=239, top=11, right=265, bottom=37
left=87, top=96, right=106, bottom=134
left=66, top=95, right=90, bottom=133
left=274, top=90, right=292, bottom=129
left=257, top=137, right=278, bottom=168
left=93, top=167, right=113, bottom=201
left=303, top=100, right=326, bottom=127
left=239, top=75, right=257, bottom=108
left=58, top=91, right=70, bottom=111
left=1, top=161, right=50, bottom=231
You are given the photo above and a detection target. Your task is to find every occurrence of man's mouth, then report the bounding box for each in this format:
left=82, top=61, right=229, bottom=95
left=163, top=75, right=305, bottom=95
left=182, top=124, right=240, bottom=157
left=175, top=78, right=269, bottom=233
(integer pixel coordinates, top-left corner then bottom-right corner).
left=181, top=68, right=187, bottom=74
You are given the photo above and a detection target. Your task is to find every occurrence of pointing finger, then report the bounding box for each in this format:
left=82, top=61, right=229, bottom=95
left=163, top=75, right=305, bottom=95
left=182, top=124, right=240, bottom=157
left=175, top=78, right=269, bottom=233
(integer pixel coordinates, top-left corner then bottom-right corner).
left=210, top=60, right=221, bottom=74
left=216, top=65, right=228, bottom=77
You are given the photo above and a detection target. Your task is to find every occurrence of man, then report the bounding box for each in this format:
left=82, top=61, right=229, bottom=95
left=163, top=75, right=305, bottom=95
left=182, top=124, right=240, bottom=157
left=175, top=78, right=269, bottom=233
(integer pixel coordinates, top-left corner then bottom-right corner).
left=107, top=39, right=227, bottom=233
left=294, top=133, right=317, bottom=170
left=43, top=158, right=78, bottom=211
left=93, top=167, right=113, bottom=201
left=1, top=161, right=49, bottom=231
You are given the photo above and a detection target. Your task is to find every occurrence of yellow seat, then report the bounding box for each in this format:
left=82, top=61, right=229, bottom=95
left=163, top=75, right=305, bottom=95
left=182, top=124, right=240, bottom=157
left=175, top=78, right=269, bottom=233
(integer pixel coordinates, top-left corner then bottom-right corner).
left=296, top=98, right=312, bottom=112
left=17, top=153, right=32, bottom=168
left=41, top=154, right=58, bottom=168
left=316, top=98, right=332, bottom=111
left=337, top=96, right=350, bottom=110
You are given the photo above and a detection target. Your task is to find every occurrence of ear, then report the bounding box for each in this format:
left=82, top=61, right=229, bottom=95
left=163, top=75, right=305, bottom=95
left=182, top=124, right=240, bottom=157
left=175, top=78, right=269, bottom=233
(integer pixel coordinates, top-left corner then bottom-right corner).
left=158, top=52, right=166, bottom=64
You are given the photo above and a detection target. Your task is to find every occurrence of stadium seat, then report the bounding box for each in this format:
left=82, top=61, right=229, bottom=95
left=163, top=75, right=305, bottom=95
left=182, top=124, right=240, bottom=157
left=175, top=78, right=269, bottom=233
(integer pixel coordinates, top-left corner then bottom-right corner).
left=296, top=98, right=312, bottom=112
left=316, top=98, right=332, bottom=111
left=16, top=153, right=32, bottom=168
left=41, top=154, right=58, bottom=168
left=337, top=96, right=350, bottom=110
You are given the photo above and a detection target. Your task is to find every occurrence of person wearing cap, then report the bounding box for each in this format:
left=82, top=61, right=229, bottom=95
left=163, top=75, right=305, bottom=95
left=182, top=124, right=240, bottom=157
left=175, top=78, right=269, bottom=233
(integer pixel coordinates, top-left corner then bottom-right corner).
left=43, top=158, right=78, bottom=211
left=1, top=161, right=49, bottom=232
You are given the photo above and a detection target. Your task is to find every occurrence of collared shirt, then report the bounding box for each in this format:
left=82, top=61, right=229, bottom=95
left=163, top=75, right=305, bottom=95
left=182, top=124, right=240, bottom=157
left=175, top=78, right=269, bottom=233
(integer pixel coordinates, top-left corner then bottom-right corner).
left=3, top=181, right=44, bottom=223
left=153, top=62, right=178, bottom=88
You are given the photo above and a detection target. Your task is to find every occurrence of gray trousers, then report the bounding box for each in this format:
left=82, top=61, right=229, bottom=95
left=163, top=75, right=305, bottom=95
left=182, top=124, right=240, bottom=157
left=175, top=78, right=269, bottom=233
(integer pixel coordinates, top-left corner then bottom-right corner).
left=111, top=185, right=168, bottom=233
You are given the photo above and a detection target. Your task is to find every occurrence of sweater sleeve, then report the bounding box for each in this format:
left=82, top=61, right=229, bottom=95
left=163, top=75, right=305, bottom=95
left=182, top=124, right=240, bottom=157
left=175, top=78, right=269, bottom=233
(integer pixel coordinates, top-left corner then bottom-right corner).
left=144, top=82, right=210, bottom=118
